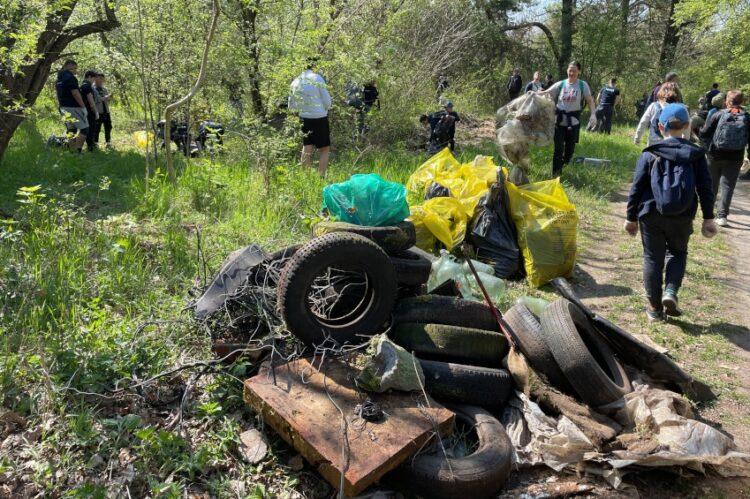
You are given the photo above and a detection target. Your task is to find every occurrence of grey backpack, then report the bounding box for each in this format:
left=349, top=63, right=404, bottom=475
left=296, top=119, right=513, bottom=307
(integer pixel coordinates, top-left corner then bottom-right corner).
left=712, top=110, right=749, bottom=152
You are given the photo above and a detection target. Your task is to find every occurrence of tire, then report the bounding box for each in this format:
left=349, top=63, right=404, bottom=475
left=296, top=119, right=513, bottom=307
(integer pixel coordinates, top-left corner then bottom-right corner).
left=389, top=249, right=432, bottom=287
left=393, top=296, right=497, bottom=331
left=503, top=303, right=573, bottom=393
left=312, top=221, right=416, bottom=254
left=539, top=299, right=632, bottom=407
left=391, top=323, right=508, bottom=367
left=388, top=404, right=512, bottom=499
left=276, top=232, right=397, bottom=346
left=419, top=359, right=513, bottom=406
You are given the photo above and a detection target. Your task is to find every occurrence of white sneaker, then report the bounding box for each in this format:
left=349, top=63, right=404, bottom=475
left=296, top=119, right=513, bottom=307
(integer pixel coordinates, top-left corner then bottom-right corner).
left=717, top=217, right=728, bottom=227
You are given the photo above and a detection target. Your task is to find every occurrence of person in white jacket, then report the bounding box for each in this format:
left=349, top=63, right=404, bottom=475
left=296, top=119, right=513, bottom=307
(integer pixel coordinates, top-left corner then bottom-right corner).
left=634, top=82, right=688, bottom=146
left=289, top=61, right=333, bottom=176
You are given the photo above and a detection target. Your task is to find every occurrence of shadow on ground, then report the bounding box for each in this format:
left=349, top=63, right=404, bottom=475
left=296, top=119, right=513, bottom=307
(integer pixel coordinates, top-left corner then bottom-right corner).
left=569, top=265, right=633, bottom=299
left=670, top=318, right=750, bottom=352
left=0, top=120, right=181, bottom=220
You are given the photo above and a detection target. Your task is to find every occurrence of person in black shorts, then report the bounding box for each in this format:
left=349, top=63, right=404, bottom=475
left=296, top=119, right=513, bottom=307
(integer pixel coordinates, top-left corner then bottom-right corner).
left=288, top=62, right=333, bottom=176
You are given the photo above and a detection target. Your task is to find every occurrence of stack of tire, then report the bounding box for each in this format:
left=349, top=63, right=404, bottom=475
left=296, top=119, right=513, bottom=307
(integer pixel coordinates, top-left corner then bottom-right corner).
left=275, top=221, right=514, bottom=498
left=385, top=295, right=514, bottom=498
left=504, top=298, right=633, bottom=407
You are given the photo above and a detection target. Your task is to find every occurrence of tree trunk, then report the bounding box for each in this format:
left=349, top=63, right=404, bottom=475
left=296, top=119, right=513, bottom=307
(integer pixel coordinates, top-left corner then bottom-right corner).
left=559, top=0, right=575, bottom=78
left=238, top=0, right=265, bottom=117
left=0, top=1, right=120, bottom=164
left=659, top=0, right=680, bottom=73
left=615, top=0, right=630, bottom=75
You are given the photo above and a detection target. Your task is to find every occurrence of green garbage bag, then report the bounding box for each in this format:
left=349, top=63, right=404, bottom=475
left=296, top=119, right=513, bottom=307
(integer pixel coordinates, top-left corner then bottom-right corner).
left=322, top=173, right=410, bottom=226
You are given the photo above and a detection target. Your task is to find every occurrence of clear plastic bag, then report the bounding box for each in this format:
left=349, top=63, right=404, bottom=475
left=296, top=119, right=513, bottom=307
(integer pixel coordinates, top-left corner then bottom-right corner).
left=322, top=173, right=410, bottom=226
left=495, top=93, right=556, bottom=168
left=427, top=250, right=506, bottom=303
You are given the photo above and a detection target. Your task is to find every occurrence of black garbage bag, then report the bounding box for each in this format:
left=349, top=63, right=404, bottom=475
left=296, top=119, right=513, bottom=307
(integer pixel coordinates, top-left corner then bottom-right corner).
left=425, top=181, right=452, bottom=200
left=468, top=170, right=523, bottom=279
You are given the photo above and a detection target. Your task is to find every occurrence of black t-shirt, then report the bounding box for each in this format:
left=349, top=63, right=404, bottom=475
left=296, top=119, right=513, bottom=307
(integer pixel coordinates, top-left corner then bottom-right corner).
left=56, top=70, right=80, bottom=108
left=80, top=81, right=96, bottom=113
left=598, top=85, right=620, bottom=106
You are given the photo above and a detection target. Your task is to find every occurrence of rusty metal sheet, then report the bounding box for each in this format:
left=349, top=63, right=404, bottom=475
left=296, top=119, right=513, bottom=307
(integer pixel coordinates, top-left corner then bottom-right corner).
left=244, top=357, right=454, bottom=496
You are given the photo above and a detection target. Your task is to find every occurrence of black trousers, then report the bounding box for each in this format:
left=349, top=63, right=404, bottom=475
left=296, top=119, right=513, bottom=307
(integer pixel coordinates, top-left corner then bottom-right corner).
left=638, top=212, right=693, bottom=308
left=552, top=124, right=580, bottom=176
left=598, top=106, right=614, bottom=134
left=95, top=112, right=112, bottom=143
left=85, top=111, right=99, bottom=150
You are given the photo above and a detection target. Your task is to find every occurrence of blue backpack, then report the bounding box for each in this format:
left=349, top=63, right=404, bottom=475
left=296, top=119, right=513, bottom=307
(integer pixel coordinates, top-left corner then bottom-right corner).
left=649, top=155, right=696, bottom=215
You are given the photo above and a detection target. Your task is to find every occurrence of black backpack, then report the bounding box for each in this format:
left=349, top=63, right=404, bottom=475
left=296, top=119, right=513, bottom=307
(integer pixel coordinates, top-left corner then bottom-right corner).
left=432, top=113, right=455, bottom=143
left=712, top=109, right=750, bottom=152
left=649, top=154, right=696, bottom=216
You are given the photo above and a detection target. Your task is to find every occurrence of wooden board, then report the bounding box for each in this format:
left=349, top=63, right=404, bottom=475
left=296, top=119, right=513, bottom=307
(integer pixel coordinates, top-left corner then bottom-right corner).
left=244, top=357, right=455, bottom=496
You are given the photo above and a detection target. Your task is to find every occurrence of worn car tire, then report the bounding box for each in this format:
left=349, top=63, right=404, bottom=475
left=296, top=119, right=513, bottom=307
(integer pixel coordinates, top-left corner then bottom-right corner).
left=389, top=249, right=432, bottom=287
left=388, top=404, right=512, bottom=499
left=276, top=232, right=397, bottom=346
left=419, top=359, right=513, bottom=406
left=311, top=221, right=416, bottom=254
left=393, top=296, right=498, bottom=331
left=391, top=323, right=508, bottom=366
left=539, top=299, right=632, bottom=407
left=504, top=303, right=573, bottom=393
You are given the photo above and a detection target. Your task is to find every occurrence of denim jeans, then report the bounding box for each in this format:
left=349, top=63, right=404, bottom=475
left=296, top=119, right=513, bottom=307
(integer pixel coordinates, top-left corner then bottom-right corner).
left=708, top=156, right=743, bottom=218
left=638, top=211, right=693, bottom=308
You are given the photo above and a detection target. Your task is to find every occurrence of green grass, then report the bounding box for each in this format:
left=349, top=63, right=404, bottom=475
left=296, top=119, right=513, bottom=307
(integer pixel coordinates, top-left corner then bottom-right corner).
left=0, top=118, right=742, bottom=495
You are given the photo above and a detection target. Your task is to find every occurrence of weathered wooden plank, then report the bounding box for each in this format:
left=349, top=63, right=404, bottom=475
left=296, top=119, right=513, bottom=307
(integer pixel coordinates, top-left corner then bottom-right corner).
left=244, top=357, right=454, bottom=496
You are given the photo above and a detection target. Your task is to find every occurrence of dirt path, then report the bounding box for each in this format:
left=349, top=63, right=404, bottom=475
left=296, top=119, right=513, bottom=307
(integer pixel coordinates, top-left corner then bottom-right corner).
left=563, top=178, right=750, bottom=496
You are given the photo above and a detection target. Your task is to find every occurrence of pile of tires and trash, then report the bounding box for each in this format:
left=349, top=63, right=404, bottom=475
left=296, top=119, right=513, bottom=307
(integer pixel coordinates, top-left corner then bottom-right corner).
left=193, top=154, right=750, bottom=498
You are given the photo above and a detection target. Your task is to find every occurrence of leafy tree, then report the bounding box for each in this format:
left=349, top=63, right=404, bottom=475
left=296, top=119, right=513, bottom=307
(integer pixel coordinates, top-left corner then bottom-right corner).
left=0, top=0, right=120, bottom=162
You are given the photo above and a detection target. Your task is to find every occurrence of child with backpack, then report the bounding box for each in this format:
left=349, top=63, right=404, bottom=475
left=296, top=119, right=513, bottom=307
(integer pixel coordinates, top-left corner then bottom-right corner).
left=536, top=60, right=596, bottom=177
left=699, top=90, right=750, bottom=227
left=624, top=104, right=717, bottom=322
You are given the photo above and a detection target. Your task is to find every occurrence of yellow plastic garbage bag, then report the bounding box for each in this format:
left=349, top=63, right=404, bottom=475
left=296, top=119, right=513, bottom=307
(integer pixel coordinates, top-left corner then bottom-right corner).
left=406, top=148, right=460, bottom=203
left=409, top=197, right=466, bottom=251
left=507, top=178, right=578, bottom=288
left=133, top=130, right=154, bottom=150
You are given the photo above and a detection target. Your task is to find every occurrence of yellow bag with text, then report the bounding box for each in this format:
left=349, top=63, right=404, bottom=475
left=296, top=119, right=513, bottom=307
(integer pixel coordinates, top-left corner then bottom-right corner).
left=506, top=178, right=578, bottom=288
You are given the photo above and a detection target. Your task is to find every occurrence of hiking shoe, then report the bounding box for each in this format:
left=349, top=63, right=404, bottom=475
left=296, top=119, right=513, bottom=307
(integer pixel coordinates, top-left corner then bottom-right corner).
left=717, top=217, right=728, bottom=227
left=662, top=291, right=683, bottom=317
left=647, top=308, right=666, bottom=323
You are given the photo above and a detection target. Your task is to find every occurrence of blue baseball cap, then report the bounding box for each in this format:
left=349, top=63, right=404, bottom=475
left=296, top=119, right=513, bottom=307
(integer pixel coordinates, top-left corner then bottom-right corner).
left=444, top=101, right=453, bottom=108
left=659, top=103, right=689, bottom=130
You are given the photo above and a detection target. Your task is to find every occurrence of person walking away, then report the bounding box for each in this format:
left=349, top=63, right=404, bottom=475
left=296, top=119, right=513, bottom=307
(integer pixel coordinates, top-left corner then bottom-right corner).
left=288, top=60, right=332, bottom=177
left=634, top=82, right=686, bottom=146
left=542, top=73, right=555, bottom=91
left=595, top=78, right=621, bottom=134
left=525, top=72, right=543, bottom=93
left=436, top=75, right=450, bottom=103
left=624, top=104, right=716, bottom=322
left=55, top=60, right=88, bottom=152
left=507, top=68, right=523, bottom=101
left=699, top=90, right=750, bottom=227
left=645, top=72, right=678, bottom=108
left=705, top=83, right=720, bottom=106
left=94, top=72, right=113, bottom=149
left=79, top=70, right=100, bottom=151
left=537, top=61, right=596, bottom=177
